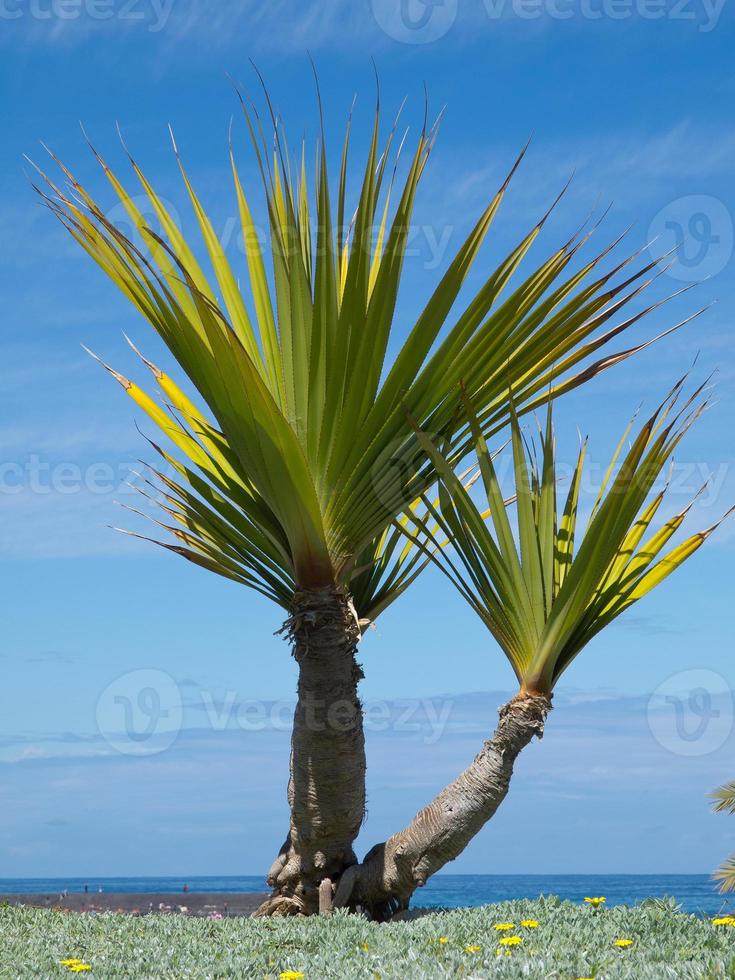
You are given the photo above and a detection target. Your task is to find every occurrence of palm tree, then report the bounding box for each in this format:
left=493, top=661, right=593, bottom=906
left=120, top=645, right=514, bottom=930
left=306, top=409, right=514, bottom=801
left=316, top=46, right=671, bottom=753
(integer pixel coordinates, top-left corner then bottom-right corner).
left=335, top=380, right=731, bottom=917
left=712, top=782, right=735, bottom=892
left=33, top=85, right=693, bottom=914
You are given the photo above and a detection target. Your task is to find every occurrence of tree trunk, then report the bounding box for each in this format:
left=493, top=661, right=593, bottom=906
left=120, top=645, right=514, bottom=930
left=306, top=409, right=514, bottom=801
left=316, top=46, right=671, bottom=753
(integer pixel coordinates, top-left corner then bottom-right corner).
left=334, top=692, right=551, bottom=920
left=255, top=586, right=366, bottom=916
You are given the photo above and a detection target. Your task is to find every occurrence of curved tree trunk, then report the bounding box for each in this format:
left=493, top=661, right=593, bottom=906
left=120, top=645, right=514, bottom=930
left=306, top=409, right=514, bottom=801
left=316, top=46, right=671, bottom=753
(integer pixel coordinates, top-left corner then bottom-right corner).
left=334, top=692, right=551, bottom=920
left=255, top=586, right=366, bottom=916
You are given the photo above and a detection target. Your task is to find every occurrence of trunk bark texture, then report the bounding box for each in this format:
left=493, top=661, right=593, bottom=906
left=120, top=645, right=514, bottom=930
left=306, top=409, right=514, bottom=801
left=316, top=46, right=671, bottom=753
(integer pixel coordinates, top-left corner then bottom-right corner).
left=334, top=692, right=551, bottom=920
left=255, top=586, right=366, bottom=916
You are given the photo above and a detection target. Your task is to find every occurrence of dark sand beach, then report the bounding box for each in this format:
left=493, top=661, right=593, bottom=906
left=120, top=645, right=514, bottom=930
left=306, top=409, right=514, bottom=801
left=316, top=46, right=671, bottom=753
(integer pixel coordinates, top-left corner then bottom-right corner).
left=0, top=892, right=268, bottom=917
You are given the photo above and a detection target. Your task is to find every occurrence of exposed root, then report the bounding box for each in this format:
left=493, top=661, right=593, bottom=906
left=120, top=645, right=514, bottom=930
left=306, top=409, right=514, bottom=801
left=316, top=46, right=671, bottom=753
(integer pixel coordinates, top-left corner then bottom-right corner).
left=254, top=894, right=304, bottom=917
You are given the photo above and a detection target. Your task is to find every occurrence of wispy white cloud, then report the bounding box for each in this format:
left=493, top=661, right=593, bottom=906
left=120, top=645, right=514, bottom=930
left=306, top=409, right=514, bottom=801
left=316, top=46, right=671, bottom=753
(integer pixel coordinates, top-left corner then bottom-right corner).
left=0, top=0, right=377, bottom=52
left=1, top=688, right=732, bottom=874
left=425, top=119, right=735, bottom=231
left=0, top=482, right=152, bottom=558
left=164, top=0, right=369, bottom=50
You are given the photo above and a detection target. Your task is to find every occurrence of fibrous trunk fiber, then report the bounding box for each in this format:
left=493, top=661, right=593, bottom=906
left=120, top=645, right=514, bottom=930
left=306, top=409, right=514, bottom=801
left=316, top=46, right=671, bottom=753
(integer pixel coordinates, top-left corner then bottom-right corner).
left=256, top=586, right=366, bottom=916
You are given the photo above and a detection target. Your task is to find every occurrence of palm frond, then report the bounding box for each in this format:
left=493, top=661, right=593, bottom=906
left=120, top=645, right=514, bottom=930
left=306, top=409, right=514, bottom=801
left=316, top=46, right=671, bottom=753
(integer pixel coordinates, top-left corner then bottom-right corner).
left=32, top=86, right=698, bottom=617
left=406, top=382, right=731, bottom=692
left=712, top=782, right=735, bottom=815
left=714, top=855, right=735, bottom=893
left=711, top=782, right=735, bottom=892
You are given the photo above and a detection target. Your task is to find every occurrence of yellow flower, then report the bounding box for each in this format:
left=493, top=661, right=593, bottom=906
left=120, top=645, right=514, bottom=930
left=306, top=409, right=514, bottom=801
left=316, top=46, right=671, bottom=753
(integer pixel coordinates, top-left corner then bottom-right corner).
left=279, top=973, right=305, bottom=980
left=464, top=945, right=481, bottom=953
left=499, top=936, right=523, bottom=946
left=712, top=916, right=735, bottom=926
left=584, top=897, right=606, bottom=907
left=437, top=936, right=448, bottom=944
left=495, top=948, right=513, bottom=957
left=69, top=968, right=92, bottom=974
left=613, top=938, right=634, bottom=948
left=520, top=919, right=539, bottom=928
left=361, top=943, right=369, bottom=951
left=494, top=922, right=515, bottom=931
left=59, top=961, right=82, bottom=967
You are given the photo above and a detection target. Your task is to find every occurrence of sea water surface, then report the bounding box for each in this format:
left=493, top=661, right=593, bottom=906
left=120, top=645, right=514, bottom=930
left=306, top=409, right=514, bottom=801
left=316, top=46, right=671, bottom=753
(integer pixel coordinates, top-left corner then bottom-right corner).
left=1, top=875, right=731, bottom=917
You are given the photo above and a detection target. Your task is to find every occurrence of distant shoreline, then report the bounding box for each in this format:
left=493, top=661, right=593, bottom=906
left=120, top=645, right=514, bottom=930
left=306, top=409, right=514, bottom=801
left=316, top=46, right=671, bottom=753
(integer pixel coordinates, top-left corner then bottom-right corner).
left=0, top=892, right=268, bottom=917
left=1, top=875, right=729, bottom=917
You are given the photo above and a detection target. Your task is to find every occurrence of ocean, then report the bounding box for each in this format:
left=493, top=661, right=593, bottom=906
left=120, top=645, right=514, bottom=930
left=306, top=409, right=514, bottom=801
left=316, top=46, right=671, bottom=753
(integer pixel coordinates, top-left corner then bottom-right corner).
left=1, top=875, right=731, bottom=917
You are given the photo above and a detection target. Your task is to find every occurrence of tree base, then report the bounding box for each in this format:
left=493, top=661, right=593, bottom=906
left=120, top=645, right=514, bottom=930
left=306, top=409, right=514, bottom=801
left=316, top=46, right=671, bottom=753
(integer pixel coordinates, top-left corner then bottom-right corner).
left=254, top=894, right=304, bottom=917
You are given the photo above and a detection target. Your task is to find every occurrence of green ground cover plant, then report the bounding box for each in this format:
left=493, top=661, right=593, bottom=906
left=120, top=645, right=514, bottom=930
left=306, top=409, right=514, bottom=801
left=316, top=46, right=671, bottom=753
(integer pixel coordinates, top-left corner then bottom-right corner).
left=3, top=900, right=735, bottom=979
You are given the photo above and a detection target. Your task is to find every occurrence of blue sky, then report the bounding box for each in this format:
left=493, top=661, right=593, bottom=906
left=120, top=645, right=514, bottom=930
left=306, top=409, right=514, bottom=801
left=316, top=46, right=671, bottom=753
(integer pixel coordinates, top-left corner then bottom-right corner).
left=1, top=0, right=734, bottom=880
